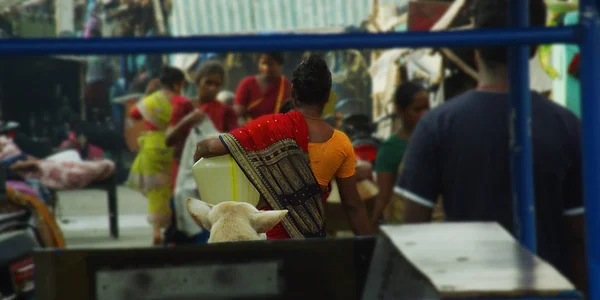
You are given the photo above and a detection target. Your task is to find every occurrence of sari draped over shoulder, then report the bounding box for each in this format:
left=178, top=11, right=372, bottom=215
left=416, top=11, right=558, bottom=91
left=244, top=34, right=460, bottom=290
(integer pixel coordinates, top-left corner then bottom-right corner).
left=219, top=111, right=325, bottom=239
left=136, top=91, right=173, bottom=130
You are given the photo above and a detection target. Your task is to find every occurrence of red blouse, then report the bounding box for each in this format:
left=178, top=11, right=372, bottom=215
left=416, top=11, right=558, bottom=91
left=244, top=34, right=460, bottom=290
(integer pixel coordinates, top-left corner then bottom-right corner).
left=234, top=76, right=291, bottom=120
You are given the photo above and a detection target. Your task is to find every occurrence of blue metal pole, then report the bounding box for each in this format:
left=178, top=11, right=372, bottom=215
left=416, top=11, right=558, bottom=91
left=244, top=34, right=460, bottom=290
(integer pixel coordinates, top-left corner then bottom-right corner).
left=0, top=27, right=578, bottom=55
left=579, top=0, right=600, bottom=298
left=508, top=0, right=536, bottom=252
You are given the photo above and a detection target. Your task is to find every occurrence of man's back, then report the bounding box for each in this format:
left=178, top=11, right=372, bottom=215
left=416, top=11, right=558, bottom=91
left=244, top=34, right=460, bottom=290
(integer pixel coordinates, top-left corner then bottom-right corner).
left=398, top=90, right=582, bottom=274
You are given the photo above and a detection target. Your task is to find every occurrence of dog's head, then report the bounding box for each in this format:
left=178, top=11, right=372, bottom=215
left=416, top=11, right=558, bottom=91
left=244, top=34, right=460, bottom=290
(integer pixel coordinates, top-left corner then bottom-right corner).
left=186, top=198, right=288, bottom=243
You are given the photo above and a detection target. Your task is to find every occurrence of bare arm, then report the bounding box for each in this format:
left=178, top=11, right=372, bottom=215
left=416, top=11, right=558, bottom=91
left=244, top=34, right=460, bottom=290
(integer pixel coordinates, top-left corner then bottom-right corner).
left=371, top=172, right=396, bottom=224
left=234, top=104, right=248, bottom=126
left=165, top=116, right=191, bottom=147
left=165, top=110, right=205, bottom=147
left=355, top=160, right=373, bottom=181
left=336, top=175, right=375, bottom=236
left=403, top=199, right=433, bottom=224
left=193, top=136, right=229, bottom=162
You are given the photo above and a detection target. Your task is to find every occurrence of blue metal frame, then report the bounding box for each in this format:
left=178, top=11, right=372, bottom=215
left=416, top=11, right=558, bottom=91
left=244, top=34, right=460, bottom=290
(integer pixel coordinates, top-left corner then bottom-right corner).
left=0, top=27, right=578, bottom=55
left=508, top=0, right=536, bottom=253
left=0, top=1, right=599, bottom=299
left=579, top=1, right=600, bottom=299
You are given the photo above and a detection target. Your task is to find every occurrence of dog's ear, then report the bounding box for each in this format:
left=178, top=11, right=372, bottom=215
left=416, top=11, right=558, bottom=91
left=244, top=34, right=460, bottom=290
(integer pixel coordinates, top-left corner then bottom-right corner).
left=186, top=198, right=214, bottom=230
left=250, top=210, right=288, bottom=234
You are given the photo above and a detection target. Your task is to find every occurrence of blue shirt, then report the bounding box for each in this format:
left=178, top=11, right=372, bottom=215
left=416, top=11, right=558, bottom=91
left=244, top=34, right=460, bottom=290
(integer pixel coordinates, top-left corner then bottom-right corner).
left=398, top=90, right=582, bottom=275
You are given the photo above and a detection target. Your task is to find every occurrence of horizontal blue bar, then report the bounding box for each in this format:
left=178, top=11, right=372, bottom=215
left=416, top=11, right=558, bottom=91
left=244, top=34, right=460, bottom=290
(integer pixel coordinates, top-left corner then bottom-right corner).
left=0, top=26, right=579, bottom=55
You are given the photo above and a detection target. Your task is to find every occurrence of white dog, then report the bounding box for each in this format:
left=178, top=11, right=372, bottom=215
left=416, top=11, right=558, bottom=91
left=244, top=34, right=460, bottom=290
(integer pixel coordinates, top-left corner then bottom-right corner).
left=186, top=198, right=288, bottom=243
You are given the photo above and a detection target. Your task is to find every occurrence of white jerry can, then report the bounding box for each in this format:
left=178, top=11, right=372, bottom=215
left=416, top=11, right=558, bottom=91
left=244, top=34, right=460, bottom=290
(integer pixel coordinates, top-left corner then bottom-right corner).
left=192, top=155, right=260, bottom=206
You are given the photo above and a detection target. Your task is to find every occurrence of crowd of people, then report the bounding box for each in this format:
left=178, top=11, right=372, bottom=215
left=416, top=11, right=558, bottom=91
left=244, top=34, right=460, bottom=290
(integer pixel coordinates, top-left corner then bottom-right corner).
left=127, top=51, right=378, bottom=244
left=125, top=52, right=294, bottom=244
left=123, top=0, right=587, bottom=295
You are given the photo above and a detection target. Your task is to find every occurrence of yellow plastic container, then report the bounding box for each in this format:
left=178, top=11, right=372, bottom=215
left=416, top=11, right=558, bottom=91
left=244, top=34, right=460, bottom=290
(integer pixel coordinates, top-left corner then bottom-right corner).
left=192, top=155, right=260, bottom=206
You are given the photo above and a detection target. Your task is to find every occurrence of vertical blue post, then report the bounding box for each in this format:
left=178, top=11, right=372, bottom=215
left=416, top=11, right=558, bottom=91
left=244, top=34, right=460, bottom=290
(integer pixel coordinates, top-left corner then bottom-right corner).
left=579, top=0, right=600, bottom=298
left=508, top=0, right=537, bottom=252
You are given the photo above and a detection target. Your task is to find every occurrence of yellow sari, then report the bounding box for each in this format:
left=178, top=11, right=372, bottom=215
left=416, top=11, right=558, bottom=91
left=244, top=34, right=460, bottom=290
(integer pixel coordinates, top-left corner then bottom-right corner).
left=126, top=91, right=174, bottom=228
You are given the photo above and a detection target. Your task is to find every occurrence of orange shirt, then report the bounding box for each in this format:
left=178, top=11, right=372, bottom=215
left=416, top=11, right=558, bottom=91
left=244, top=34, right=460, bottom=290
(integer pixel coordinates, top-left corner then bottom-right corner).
left=308, top=129, right=356, bottom=186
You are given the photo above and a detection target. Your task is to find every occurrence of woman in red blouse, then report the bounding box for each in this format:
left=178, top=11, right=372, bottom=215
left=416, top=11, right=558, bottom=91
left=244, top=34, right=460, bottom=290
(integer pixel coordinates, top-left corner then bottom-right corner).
left=166, top=60, right=238, bottom=182
left=233, top=52, right=291, bottom=125
left=163, top=60, right=237, bottom=245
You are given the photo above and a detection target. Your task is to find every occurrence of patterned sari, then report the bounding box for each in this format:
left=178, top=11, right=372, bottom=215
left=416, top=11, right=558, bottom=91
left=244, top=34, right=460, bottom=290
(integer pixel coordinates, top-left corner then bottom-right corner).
left=126, top=91, right=174, bottom=228
left=220, top=111, right=325, bottom=239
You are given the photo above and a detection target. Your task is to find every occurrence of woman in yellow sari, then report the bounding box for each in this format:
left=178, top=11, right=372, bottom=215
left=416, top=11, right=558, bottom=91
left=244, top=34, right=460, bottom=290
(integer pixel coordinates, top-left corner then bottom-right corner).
left=127, top=66, right=186, bottom=245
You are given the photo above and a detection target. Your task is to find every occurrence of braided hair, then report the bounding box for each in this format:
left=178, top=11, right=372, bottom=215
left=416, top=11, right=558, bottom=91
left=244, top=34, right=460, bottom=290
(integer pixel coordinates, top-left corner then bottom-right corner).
left=291, top=54, right=332, bottom=107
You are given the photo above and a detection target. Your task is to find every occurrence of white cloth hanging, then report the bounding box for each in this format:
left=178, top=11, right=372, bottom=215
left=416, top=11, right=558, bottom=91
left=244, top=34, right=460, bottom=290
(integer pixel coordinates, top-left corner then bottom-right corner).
left=173, top=117, right=220, bottom=236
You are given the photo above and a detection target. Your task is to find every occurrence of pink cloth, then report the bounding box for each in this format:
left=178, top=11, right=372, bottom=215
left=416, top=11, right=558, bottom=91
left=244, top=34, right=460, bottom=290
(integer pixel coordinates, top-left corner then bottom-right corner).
left=0, top=137, right=22, bottom=160
left=7, top=180, right=39, bottom=198
left=84, top=15, right=101, bottom=38
left=36, top=159, right=115, bottom=190
left=60, top=132, right=105, bottom=160
left=87, top=145, right=105, bottom=160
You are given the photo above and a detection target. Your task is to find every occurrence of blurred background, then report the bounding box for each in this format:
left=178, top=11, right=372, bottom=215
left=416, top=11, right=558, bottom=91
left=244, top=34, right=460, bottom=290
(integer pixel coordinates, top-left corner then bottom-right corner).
left=0, top=0, right=580, bottom=248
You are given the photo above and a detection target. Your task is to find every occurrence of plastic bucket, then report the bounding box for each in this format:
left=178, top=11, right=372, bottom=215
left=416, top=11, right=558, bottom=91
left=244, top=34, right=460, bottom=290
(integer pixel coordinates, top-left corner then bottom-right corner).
left=192, top=155, right=260, bottom=206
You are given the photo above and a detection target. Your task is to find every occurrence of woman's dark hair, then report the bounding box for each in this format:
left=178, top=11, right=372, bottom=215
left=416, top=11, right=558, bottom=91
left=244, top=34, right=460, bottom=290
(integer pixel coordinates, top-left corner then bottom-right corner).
left=159, top=66, right=185, bottom=91
left=192, top=60, right=225, bottom=85
left=259, top=52, right=285, bottom=65
left=291, top=54, right=332, bottom=106
left=474, top=0, right=547, bottom=65
left=394, top=82, right=426, bottom=110
left=280, top=99, right=295, bottom=113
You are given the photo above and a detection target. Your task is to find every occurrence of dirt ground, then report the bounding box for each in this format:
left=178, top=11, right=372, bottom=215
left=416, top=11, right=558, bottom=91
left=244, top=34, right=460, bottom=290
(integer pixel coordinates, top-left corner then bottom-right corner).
left=54, top=184, right=356, bottom=248
left=56, top=185, right=154, bottom=248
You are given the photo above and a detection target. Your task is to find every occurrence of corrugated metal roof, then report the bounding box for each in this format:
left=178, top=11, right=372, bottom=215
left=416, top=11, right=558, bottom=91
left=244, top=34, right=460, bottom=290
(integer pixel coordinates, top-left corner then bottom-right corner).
left=0, top=0, right=44, bottom=12
left=0, top=0, right=29, bottom=11
left=169, top=0, right=409, bottom=36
